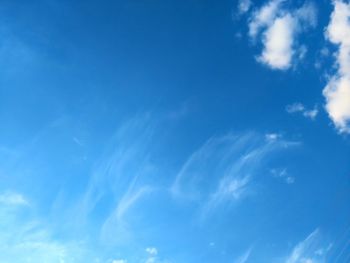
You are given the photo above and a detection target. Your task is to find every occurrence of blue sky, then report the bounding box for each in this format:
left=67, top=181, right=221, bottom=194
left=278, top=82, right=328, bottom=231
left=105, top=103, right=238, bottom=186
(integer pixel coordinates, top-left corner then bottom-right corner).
left=0, top=0, right=350, bottom=262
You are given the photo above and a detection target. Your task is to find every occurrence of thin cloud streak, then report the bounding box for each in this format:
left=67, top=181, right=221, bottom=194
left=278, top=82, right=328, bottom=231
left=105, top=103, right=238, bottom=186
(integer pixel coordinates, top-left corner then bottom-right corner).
left=171, top=132, right=300, bottom=219
left=285, top=229, right=330, bottom=263
left=0, top=193, right=90, bottom=263
left=76, top=115, right=156, bottom=222
left=234, top=247, right=253, bottom=263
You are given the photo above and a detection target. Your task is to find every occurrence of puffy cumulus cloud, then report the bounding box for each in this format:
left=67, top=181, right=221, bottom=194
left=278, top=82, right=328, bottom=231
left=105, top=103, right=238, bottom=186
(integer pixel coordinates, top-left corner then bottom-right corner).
left=323, top=0, right=350, bottom=133
left=258, top=13, right=296, bottom=69
left=248, top=1, right=317, bottom=70
left=248, top=0, right=283, bottom=38
left=323, top=78, right=350, bottom=133
left=286, top=103, right=319, bottom=120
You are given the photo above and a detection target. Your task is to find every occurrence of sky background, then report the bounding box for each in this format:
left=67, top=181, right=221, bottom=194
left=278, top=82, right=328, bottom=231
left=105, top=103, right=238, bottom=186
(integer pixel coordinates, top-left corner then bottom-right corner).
left=0, top=0, right=350, bottom=262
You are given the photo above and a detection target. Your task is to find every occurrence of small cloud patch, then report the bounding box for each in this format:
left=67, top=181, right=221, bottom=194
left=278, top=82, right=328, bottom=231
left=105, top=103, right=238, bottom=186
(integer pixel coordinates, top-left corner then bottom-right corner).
left=286, top=103, right=319, bottom=120
left=0, top=191, right=29, bottom=206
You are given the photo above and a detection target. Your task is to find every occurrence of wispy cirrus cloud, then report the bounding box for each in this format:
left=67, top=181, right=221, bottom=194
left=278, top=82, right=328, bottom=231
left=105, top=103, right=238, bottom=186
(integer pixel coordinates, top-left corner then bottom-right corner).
left=0, top=191, right=90, bottom=263
left=285, top=229, right=331, bottom=263
left=171, top=132, right=300, bottom=218
left=323, top=0, right=350, bottom=133
left=234, top=247, right=252, bottom=263
left=71, top=115, right=159, bottom=246
left=77, top=115, right=155, bottom=216
left=171, top=133, right=255, bottom=201
left=115, top=185, right=153, bottom=221
left=100, top=184, right=154, bottom=245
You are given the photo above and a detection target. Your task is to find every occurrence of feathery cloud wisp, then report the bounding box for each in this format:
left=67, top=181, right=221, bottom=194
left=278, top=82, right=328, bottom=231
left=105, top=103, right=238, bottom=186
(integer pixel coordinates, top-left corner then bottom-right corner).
left=0, top=194, right=90, bottom=263
left=234, top=247, right=252, bottom=263
left=171, top=132, right=300, bottom=219
left=285, top=229, right=328, bottom=263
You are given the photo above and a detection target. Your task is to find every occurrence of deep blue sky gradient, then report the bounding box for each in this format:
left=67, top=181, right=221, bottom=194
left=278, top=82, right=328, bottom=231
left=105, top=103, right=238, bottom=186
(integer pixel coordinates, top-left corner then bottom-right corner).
left=0, top=0, right=349, bottom=262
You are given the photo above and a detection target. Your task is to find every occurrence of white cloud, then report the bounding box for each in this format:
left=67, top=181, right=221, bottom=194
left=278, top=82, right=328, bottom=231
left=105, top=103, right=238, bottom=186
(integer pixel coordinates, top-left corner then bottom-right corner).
left=99, top=187, right=156, bottom=253
left=249, top=0, right=283, bottom=38
left=210, top=174, right=251, bottom=202
left=112, top=260, right=127, bottom=263
left=249, top=1, right=317, bottom=70
left=234, top=247, right=252, bottom=263
left=0, top=191, right=29, bottom=206
left=265, top=133, right=281, bottom=142
left=323, top=78, right=350, bottom=133
left=259, top=14, right=296, bottom=69
left=295, top=2, right=318, bottom=29
left=74, top=115, right=157, bottom=245
left=323, top=0, right=350, bottom=133
left=286, top=176, right=295, bottom=184
left=100, top=183, right=153, bottom=245
left=146, top=247, right=158, bottom=256
left=286, top=103, right=306, bottom=113
left=144, top=247, right=161, bottom=263
left=270, top=168, right=295, bottom=184
left=0, top=198, right=89, bottom=263
left=303, top=109, right=319, bottom=120
left=171, top=133, right=257, bottom=201
left=238, top=0, right=252, bottom=14
left=171, top=132, right=300, bottom=219
left=285, top=229, right=328, bottom=263
left=116, top=186, right=153, bottom=220
left=286, top=103, right=319, bottom=120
